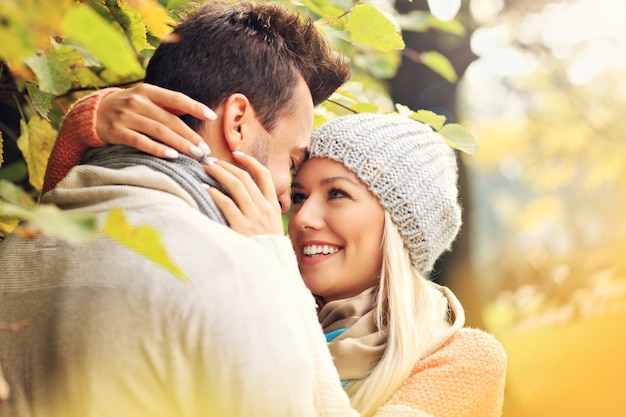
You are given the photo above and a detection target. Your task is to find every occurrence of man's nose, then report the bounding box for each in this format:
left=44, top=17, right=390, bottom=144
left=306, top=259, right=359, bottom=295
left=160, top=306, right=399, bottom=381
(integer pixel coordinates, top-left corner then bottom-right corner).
left=277, top=192, right=291, bottom=215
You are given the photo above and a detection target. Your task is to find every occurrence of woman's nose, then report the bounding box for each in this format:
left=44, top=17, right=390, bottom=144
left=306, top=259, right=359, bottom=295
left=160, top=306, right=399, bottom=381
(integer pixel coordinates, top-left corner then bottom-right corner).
left=291, top=199, right=323, bottom=231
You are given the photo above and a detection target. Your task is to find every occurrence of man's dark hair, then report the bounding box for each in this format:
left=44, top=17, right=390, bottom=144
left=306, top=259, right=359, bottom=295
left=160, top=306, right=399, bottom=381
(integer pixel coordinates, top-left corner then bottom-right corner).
left=144, top=0, right=350, bottom=132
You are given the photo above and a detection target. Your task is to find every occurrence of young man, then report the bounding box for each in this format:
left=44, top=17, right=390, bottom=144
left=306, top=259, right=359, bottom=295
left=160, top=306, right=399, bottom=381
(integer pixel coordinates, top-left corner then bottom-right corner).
left=0, top=2, right=354, bottom=416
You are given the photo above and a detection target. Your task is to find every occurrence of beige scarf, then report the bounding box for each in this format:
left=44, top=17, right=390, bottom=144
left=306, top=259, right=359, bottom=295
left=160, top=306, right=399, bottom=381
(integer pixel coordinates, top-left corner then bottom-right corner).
left=317, top=282, right=464, bottom=384
left=318, top=288, right=385, bottom=382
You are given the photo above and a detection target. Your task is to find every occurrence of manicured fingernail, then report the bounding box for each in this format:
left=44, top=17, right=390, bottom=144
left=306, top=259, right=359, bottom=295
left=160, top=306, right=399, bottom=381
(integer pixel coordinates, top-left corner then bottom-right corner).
left=164, top=148, right=179, bottom=159
left=200, top=156, right=218, bottom=165
left=202, top=183, right=211, bottom=189
left=198, top=142, right=211, bottom=156
left=203, top=108, right=217, bottom=121
left=190, top=145, right=203, bottom=158
left=232, top=151, right=245, bottom=156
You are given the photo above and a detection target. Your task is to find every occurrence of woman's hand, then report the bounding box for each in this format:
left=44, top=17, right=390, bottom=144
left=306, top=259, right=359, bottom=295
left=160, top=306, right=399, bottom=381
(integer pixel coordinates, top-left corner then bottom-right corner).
left=204, top=152, right=284, bottom=236
left=96, top=83, right=217, bottom=159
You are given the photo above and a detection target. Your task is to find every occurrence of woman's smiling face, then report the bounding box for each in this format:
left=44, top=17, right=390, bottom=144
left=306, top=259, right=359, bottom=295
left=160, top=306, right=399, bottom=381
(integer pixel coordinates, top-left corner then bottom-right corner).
left=288, top=158, right=385, bottom=302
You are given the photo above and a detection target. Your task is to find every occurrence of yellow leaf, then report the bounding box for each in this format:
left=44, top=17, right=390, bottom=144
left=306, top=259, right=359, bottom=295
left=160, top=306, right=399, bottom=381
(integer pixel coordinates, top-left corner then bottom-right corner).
left=440, top=123, right=479, bottom=155
left=420, top=51, right=458, bottom=83
left=105, top=0, right=152, bottom=52
left=346, top=5, right=405, bottom=52
left=129, top=0, right=175, bottom=39
left=61, top=4, right=144, bottom=77
left=0, top=182, right=97, bottom=245
left=102, top=208, right=189, bottom=284
left=0, top=0, right=73, bottom=77
left=16, top=116, right=57, bottom=191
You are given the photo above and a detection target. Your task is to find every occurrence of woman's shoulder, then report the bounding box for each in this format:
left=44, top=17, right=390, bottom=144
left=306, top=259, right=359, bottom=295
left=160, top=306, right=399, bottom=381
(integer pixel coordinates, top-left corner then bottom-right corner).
left=449, top=327, right=507, bottom=361
left=415, top=327, right=507, bottom=374
left=385, top=328, right=507, bottom=416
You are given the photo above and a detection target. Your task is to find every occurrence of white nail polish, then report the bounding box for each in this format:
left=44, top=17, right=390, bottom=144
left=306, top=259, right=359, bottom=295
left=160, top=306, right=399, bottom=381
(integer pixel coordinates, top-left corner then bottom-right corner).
left=164, top=149, right=179, bottom=159
left=203, top=108, right=217, bottom=120
left=190, top=145, right=203, bottom=158
left=202, top=183, right=211, bottom=189
left=200, top=156, right=218, bottom=165
left=198, top=142, right=211, bottom=156
left=232, top=151, right=245, bottom=156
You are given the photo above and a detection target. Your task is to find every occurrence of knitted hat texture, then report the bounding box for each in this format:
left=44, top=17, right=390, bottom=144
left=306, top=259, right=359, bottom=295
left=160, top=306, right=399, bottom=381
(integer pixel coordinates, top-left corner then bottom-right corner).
left=308, top=113, right=462, bottom=276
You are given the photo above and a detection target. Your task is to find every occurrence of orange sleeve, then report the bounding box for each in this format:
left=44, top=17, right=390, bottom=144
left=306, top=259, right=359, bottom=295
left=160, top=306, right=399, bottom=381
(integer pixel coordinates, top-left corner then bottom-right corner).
left=375, top=329, right=507, bottom=417
left=42, top=88, right=121, bottom=194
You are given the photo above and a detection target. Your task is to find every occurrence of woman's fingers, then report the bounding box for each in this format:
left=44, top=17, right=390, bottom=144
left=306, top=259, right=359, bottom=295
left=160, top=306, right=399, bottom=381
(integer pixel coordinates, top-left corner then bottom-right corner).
left=230, top=151, right=277, bottom=202
left=204, top=158, right=283, bottom=236
left=96, top=84, right=216, bottom=159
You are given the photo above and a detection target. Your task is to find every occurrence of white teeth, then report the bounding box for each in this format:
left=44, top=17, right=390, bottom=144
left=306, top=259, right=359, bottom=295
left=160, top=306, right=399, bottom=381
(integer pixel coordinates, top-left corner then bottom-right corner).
left=303, top=244, right=341, bottom=256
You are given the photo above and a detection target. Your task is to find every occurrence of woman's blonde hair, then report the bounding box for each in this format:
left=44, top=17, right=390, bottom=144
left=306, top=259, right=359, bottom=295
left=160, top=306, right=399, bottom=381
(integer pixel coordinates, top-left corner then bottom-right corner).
left=346, top=211, right=448, bottom=417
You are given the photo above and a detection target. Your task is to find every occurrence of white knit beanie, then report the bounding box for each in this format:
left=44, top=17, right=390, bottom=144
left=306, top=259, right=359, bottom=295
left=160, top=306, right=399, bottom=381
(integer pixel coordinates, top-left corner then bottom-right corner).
left=308, top=112, right=462, bottom=276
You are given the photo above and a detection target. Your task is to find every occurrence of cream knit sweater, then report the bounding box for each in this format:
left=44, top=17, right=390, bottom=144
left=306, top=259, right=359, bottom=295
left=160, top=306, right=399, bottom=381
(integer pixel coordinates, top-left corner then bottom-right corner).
left=2, top=156, right=357, bottom=416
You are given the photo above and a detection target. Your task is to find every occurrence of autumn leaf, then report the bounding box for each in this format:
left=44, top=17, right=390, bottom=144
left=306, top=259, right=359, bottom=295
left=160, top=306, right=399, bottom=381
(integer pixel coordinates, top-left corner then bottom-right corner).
left=440, top=123, right=479, bottom=155
left=0, top=0, right=73, bottom=77
left=24, top=46, right=85, bottom=96
left=26, top=82, right=55, bottom=120
left=0, top=191, right=97, bottom=246
left=105, top=0, right=152, bottom=52
left=16, top=117, right=57, bottom=190
left=102, top=208, right=189, bottom=284
left=129, top=0, right=175, bottom=39
left=61, top=3, right=144, bottom=77
left=346, top=5, right=405, bottom=52
left=420, top=51, right=458, bottom=83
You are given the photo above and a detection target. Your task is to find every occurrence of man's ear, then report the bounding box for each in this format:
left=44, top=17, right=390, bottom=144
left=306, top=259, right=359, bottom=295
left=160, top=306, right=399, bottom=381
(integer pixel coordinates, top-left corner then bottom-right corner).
left=221, top=93, right=252, bottom=153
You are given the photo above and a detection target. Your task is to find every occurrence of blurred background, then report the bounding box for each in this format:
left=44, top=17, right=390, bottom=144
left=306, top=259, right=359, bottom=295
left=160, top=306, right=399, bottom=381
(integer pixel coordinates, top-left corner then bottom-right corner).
left=417, top=0, right=626, bottom=415
left=1, top=0, right=625, bottom=415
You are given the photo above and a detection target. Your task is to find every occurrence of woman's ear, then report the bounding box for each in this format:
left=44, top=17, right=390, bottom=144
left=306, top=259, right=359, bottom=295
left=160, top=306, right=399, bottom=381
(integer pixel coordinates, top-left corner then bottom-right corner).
left=221, top=94, right=251, bottom=153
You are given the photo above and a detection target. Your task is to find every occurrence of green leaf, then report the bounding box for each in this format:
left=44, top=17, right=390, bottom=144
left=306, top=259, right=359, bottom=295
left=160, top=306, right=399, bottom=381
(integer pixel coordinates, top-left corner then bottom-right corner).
left=396, top=10, right=432, bottom=32
left=24, top=46, right=83, bottom=95
left=61, top=4, right=144, bottom=77
left=26, top=82, right=55, bottom=120
left=440, top=123, right=479, bottom=155
left=428, top=16, right=466, bottom=36
left=322, top=16, right=345, bottom=31
left=396, top=105, right=447, bottom=131
left=102, top=208, right=189, bottom=284
left=167, top=0, right=192, bottom=11
left=0, top=200, right=97, bottom=244
left=0, top=161, right=28, bottom=183
left=420, top=50, right=458, bottom=83
left=0, top=179, right=36, bottom=208
left=346, top=5, right=405, bottom=52
left=105, top=0, right=151, bottom=53
left=0, top=179, right=97, bottom=244
left=298, top=0, right=345, bottom=19
left=353, top=50, right=401, bottom=79
left=16, top=116, right=57, bottom=191
left=352, top=102, right=379, bottom=113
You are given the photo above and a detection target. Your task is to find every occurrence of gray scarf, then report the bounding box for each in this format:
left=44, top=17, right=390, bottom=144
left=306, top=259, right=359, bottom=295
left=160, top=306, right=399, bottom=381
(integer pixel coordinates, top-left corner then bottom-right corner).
left=84, top=145, right=228, bottom=225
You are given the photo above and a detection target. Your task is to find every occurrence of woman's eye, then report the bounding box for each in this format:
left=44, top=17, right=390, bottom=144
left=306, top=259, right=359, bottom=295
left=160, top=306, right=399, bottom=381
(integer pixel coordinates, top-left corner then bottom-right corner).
left=328, top=188, right=349, bottom=199
left=291, top=192, right=306, bottom=205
